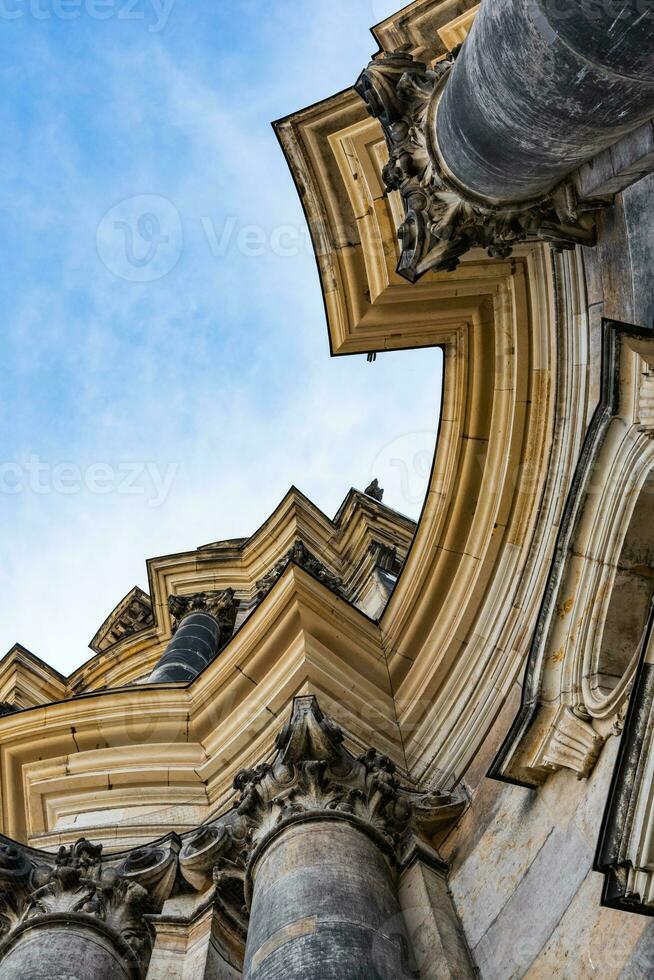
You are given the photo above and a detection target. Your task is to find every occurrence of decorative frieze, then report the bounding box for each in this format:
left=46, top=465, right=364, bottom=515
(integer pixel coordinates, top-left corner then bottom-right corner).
left=355, top=51, right=595, bottom=281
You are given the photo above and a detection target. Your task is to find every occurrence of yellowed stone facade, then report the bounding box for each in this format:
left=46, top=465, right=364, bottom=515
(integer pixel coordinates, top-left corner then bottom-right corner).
left=2, top=1, right=654, bottom=977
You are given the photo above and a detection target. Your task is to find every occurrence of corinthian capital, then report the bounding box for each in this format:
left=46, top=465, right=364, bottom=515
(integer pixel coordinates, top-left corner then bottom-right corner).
left=180, top=696, right=465, bottom=919
left=355, top=51, right=595, bottom=281
left=168, top=588, right=239, bottom=634
left=0, top=835, right=179, bottom=978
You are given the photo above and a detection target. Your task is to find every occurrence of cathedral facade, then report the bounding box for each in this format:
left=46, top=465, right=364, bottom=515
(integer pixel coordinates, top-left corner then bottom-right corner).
left=1, top=1, right=654, bottom=977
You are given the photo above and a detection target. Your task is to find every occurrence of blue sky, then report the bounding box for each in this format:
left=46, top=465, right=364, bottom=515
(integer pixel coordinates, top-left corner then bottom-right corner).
left=0, top=0, right=443, bottom=673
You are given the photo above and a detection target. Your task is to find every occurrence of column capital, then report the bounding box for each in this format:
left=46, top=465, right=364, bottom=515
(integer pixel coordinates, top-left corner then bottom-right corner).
left=168, top=587, right=238, bottom=634
left=355, top=49, right=594, bottom=281
left=255, top=540, right=343, bottom=600
left=0, top=835, right=180, bottom=978
left=179, top=696, right=465, bottom=918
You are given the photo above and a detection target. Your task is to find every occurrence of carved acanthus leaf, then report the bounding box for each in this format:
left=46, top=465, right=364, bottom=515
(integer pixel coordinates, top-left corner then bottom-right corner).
left=355, top=51, right=596, bottom=281
left=0, top=835, right=180, bottom=976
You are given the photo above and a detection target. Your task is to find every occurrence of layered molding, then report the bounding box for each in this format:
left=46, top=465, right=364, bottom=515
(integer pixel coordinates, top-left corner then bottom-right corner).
left=596, top=605, right=654, bottom=916
left=0, top=487, right=413, bottom=703
left=0, top=698, right=465, bottom=977
left=492, top=322, right=654, bottom=787
left=275, top=23, right=596, bottom=791
left=0, top=566, right=404, bottom=847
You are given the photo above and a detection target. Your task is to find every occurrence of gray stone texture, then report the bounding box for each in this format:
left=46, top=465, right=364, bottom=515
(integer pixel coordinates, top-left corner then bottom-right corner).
left=243, top=820, right=415, bottom=980
left=437, top=0, right=654, bottom=203
left=0, top=919, right=133, bottom=980
left=398, top=858, right=476, bottom=979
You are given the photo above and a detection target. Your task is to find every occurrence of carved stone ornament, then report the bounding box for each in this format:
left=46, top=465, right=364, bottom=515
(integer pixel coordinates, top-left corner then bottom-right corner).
left=168, top=588, right=239, bottom=635
left=364, top=478, right=384, bottom=501
left=355, top=51, right=597, bottom=281
left=179, top=696, right=465, bottom=918
left=531, top=706, right=605, bottom=780
left=0, top=835, right=180, bottom=977
left=255, top=540, right=344, bottom=601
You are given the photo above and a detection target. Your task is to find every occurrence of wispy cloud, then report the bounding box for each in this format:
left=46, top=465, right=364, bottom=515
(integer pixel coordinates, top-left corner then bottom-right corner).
left=0, top=0, right=442, bottom=672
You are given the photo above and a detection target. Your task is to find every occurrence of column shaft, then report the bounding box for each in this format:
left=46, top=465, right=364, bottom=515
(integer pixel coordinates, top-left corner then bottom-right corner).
left=0, top=916, right=135, bottom=980
left=149, top=611, right=220, bottom=683
left=243, top=819, right=415, bottom=980
left=436, top=0, right=654, bottom=203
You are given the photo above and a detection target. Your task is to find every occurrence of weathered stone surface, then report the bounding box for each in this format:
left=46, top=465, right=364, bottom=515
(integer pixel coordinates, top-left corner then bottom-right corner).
left=622, top=174, right=654, bottom=331
left=525, top=872, right=649, bottom=980
left=398, top=855, right=475, bottom=979
left=472, top=822, right=595, bottom=977
left=619, top=922, right=654, bottom=980
left=438, top=0, right=654, bottom=203
left=243, top=820, right=411, bottom=980
left=0, top=920, right=134, bottom=980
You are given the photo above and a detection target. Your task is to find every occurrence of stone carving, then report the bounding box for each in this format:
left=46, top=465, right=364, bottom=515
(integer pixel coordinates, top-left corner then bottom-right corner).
left=355, top=51, right=596, bottom=281
left=93, top=586, right=154, bottom=652
left=255, top=540, right=343, bottom=600
left=0, top=835, right=180, bottom=977
left=531, top=706, right=604, bottom=780
left=179, top=697, right=464, bottom=918
left=370, top=541, right=403, bottom=575
left=168, top=588, right=239, bottom=636
left=364, top=478, right=384, bottom=501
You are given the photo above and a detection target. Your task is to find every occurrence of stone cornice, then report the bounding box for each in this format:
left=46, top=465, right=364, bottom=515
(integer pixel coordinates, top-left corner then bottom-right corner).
left=0, top=566, right=402, bottom=846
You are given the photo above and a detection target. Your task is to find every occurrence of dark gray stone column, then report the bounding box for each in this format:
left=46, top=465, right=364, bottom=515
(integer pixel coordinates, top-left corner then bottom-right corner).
left=183, top=697, right=465, bottom=980
left=0, top=916, right=136, bottom=980
left=149, top=589, right=238, bottom=683
left=244, top=818, right=411, bottom=980
left=436, top=0, right=654, bottom=204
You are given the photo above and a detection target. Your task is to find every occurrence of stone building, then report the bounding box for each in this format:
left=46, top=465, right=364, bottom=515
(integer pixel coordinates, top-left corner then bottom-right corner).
left=1, top=0, right=654, bottom=977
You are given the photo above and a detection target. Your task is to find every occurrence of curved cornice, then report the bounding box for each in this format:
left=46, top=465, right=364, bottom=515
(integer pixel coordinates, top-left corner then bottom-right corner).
left=0, top=486, right=414, bottom=701
left=274, top=66, right=592, bottom=789
left=0, top=564, right=404, bottom=847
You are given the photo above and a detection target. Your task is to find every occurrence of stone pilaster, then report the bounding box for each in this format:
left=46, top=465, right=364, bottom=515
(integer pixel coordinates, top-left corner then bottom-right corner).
left=149, top=589, right=239, bottom=683
left=0, top=836, right=179, bottom=979
left=179, top=696, right=465, bottom=980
